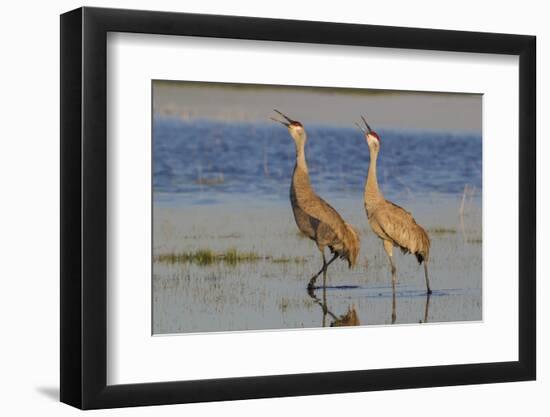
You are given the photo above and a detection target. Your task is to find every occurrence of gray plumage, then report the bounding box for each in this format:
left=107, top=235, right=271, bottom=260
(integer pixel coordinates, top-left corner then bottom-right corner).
left=291, top=165, right=360, bottom=268
left=272, top=110, right=360, bottom=292
left=357, top=116, right=432, bottom=294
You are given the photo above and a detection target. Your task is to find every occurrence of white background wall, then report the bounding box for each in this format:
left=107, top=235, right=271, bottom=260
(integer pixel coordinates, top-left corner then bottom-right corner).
left=0, top=0, right=545, bottom=415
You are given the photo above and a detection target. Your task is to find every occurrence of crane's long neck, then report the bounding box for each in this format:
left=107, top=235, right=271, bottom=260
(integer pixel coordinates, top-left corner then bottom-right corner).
left=291, top=139, right=312, bottom=199
left=364, top=147, right=383, bottom=213
left=294, top=140, right=308, bottom=174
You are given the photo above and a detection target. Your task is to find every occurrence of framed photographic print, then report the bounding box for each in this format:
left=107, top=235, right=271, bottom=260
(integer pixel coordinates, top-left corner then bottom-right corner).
left=60, top=6, right=536, bottom=409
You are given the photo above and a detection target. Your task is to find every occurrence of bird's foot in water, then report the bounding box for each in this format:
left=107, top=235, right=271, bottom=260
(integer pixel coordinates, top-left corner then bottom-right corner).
left=427, top=288, right=433, bottom=295
left=307, top=279, right=319, bottom=296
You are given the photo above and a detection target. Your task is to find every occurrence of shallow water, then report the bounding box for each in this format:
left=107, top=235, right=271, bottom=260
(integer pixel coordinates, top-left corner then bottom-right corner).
left=152, top=119, right=482, bottom=335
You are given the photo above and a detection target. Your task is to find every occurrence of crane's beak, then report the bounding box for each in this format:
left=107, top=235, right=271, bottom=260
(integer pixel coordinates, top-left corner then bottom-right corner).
left=354, top=115, right=373, bottom=134
left=270, top=109, right=294, bottom=127
left=361, top=115, right=373, bottom=133
left=354, top=122, right=366, bottom=133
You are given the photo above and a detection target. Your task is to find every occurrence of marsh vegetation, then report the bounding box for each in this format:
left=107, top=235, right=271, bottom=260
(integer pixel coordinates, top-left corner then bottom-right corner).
left=155, top=248, right=307, bottom=266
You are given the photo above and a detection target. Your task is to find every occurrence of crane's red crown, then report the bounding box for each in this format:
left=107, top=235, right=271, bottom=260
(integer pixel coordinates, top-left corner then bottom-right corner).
left=369, top=131, right=380, bottom=142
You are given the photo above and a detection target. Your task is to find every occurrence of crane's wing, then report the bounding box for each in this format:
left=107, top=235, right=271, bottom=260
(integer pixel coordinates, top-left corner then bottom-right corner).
left=300, top=193, right=348, bottom=238
left=372, top=200, right=429, bottom=256
left=291, top=166, right=350, bottom=243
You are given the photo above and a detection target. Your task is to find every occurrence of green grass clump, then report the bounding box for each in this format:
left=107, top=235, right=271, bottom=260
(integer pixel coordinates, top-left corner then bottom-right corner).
left=155, top=249, right=309, bottom=266
left=429, top=227, right=457, bottom=235
left=222, top=248, right=261, bottom=265
left=467, top=237, right=483, bottom=244
left=155, top=248, right=261, bottom=266
left=156, top=249, right=216, bottom=266
left=271, top=257, right=307, bottom=264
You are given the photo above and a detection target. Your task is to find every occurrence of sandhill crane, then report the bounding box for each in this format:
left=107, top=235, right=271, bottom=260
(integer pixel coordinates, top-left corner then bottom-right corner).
left=271, top=110, right=360, bottom=293
left=356, top=116, right=432, bottom=294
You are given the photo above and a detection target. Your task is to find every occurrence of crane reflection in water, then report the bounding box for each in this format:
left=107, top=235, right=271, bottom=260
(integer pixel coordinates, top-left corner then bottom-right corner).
left=307, top=285, right=431, bottom=327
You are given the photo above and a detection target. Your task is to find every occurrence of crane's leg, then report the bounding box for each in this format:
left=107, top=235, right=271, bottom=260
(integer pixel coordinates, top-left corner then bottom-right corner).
left=321, top=284, right=328, bottom=327
left=323, top=252, right=339, bottom=276
left=391, top=285, right=397, bottom=324
left=383, top=240, right=397, bottom=290
left=423, top=292, right=431, bottom=323
left=308, top=251, right=326, bottom=292
left=308, top=251, right=338, bottom=294
left=383, top=241, right=397, bottom=324
left=424, top=261, right=432, bottom=294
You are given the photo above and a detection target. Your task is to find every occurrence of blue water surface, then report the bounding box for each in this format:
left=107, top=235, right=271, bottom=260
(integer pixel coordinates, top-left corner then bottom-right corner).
left=153, top=117, right=481, bottom=205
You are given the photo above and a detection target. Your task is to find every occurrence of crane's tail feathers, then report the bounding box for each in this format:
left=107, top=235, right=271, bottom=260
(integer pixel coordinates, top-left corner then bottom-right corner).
left=415, top=227, right=431, bottom=264
left=342, top=222, right=360, bottom=268
left=397, top=225, right=430, bottom=264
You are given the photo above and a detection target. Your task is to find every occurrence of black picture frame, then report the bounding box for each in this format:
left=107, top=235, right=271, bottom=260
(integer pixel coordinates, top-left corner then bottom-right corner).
left=60, top=6, right=536, bottom=410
